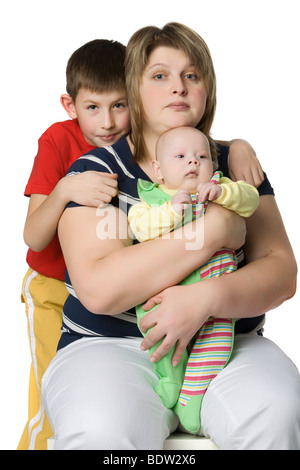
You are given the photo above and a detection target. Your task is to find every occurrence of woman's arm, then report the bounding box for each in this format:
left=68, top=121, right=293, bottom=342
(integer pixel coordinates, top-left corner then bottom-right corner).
left=58, top=201, right=246, bottom=315
left=139, top=195, right=297, bottom=364
left=214, top=194, right=297, bottom=316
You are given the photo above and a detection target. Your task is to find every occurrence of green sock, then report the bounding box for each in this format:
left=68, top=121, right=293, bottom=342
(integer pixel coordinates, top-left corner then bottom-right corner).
left=136, top=303, right=187, bottom=408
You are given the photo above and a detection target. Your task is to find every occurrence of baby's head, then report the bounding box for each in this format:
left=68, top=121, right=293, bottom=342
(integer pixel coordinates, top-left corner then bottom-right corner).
left=153, top=127, right=216, bottom=193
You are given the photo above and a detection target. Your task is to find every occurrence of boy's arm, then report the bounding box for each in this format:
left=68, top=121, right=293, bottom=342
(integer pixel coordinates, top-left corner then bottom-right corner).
left=24, top=192, right=66, bottom=252
left=128, top=200, right=183, bottom=243
left=216, top=138, right=264, bottom=188
left=213, top=178, right=259, bottom=217
left=24, top=171, right=118, bottom=252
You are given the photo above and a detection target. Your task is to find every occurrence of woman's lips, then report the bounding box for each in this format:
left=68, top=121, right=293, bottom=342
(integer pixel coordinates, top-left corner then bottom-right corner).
left=166, top=101, right=189, bottom=111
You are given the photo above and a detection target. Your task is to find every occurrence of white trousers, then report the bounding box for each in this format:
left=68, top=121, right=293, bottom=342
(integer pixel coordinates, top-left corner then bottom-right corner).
left=42, top=333, right=300, bottom=450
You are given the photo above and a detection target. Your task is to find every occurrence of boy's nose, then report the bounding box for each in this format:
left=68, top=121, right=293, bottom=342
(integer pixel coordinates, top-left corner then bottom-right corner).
left=101, top=112, right=114, bottom=129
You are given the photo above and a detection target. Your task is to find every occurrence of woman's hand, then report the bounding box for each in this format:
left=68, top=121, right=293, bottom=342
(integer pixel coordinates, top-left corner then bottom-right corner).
left=138, top=204, right=246, bottom=365
left=139, top=283, right=212, bottom=366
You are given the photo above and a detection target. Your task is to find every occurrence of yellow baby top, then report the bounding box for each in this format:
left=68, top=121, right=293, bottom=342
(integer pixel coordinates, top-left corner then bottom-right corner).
left=128, top=173, right=259, bottom=243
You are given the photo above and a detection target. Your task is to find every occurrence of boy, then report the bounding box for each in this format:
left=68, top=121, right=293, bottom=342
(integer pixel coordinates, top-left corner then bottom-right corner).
left=18, top=39, right=130, bottom=450
left=128, top=126, right=259, bottom=433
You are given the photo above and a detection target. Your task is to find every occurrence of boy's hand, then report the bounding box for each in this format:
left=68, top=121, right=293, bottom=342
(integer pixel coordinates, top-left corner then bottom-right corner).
left=61, top=171, right=118, bottom=207
left=197, top=181, right=221, bottom=202
left=171, top=190, right=191, bottom=215
left=228, top=139, right=264, bottom=188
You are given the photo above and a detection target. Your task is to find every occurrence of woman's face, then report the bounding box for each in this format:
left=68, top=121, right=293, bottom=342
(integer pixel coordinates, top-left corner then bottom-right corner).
left=139, top=46, right=207, bottom=138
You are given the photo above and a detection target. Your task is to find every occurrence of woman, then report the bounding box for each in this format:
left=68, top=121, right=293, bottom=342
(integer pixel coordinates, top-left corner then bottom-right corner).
left=42, top=23, right=300, bottom=450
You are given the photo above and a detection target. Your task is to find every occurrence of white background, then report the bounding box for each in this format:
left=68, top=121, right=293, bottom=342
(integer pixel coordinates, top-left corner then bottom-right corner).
left=1, top=0, right=299, bottom=450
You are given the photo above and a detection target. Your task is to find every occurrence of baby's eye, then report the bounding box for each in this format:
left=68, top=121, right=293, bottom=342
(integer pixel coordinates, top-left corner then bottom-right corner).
left=197, top=155, right=206, bottom=159
left=175, top=154, right=185, bottom=159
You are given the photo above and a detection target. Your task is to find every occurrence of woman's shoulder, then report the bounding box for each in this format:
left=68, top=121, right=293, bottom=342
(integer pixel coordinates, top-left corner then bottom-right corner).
left=216, top=143, right=229, bottom=177
left=67, top=135, right=133, bottom=175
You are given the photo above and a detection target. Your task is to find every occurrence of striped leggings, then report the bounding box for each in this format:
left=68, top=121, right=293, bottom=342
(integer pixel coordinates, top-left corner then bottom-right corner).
left=136, top=248, right=237, bottom=433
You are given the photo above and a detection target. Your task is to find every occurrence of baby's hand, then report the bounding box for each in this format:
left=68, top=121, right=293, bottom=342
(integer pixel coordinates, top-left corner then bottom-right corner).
left=61, top=171, right=118, bottom=207
left=171, top=190, right=191, bottom=215
left=197, top=181, right=222, bottom=202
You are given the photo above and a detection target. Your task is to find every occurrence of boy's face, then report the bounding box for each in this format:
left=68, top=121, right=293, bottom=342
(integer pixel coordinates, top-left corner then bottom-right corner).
left=153, top=128, right=213, bottom=192
left=70, top=88, right=130, bottom=147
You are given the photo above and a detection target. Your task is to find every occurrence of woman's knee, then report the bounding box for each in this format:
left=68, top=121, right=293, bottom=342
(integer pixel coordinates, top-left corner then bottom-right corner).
left=53, top=402, right=173, bottom=450
left=55, top=417, right=140, bottom=450
left=43, top=339, right=177, bottom=450
left=201, top=335, right=300, bottom=449
left=242, top=377, right=300, bottom=450
left=271, top=374, right=300, bottom=446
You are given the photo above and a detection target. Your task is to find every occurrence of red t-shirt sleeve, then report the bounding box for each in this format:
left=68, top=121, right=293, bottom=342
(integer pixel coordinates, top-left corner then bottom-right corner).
left=25, top=131, right=67, bottom=196
left=24, top=120, right=95, bottom=197
left=24, top=120, right=95, bottom=280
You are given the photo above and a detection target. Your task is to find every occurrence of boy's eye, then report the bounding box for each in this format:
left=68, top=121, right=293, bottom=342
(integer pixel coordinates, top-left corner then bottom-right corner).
left=88, top=105, right=98, bottom=110
left=114, top=102, right=126, bottom=109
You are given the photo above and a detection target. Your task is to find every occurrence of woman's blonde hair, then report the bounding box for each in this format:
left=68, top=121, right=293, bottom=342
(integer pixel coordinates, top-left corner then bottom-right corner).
left=125, top=22, right=217, bottom=161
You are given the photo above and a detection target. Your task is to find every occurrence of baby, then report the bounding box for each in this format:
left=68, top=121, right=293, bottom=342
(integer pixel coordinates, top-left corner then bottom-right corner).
left=128, top=126, right=259, bottom=432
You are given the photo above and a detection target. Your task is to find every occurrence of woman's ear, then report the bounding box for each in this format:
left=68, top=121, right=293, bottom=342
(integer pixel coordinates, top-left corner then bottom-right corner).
left=152, top=160, right=164, bottom=180
left=60, top=94, right=77, bottom=119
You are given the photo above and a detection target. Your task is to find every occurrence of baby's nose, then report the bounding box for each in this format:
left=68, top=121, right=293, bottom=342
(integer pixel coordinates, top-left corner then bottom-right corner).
left=189, top=156, right=199, bottom=165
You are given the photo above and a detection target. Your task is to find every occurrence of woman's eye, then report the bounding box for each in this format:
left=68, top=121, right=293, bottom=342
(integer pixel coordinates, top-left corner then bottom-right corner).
left=154, top=73, right=165, bottom=80
left=185, top=73, right=197, bottom=80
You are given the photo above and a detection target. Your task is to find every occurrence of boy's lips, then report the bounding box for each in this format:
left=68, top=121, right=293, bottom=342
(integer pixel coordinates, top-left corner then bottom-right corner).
left=99, top=133, right=118, bottom=142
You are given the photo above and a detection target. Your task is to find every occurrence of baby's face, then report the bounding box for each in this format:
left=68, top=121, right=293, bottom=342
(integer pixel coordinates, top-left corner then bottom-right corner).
left=155, top=128, right=214, bottom=192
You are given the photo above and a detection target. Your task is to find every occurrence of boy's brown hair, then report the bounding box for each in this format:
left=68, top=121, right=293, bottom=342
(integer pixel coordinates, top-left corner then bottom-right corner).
left=66, top=39, right=126, bottom=101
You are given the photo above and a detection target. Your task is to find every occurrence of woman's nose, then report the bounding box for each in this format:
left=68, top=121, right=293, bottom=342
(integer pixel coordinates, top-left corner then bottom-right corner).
left=171, top=77, right=187, bottom=95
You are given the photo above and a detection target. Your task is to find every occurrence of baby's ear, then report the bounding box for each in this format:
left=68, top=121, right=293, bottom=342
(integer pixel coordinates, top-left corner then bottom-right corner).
left=152, top=160, right=163, bottom=180
left=60, top=94, right=77, bottom=119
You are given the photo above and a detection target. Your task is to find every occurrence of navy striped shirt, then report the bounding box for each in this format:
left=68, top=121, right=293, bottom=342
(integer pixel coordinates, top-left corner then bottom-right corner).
left=57, top=136, right=274, bottom=350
